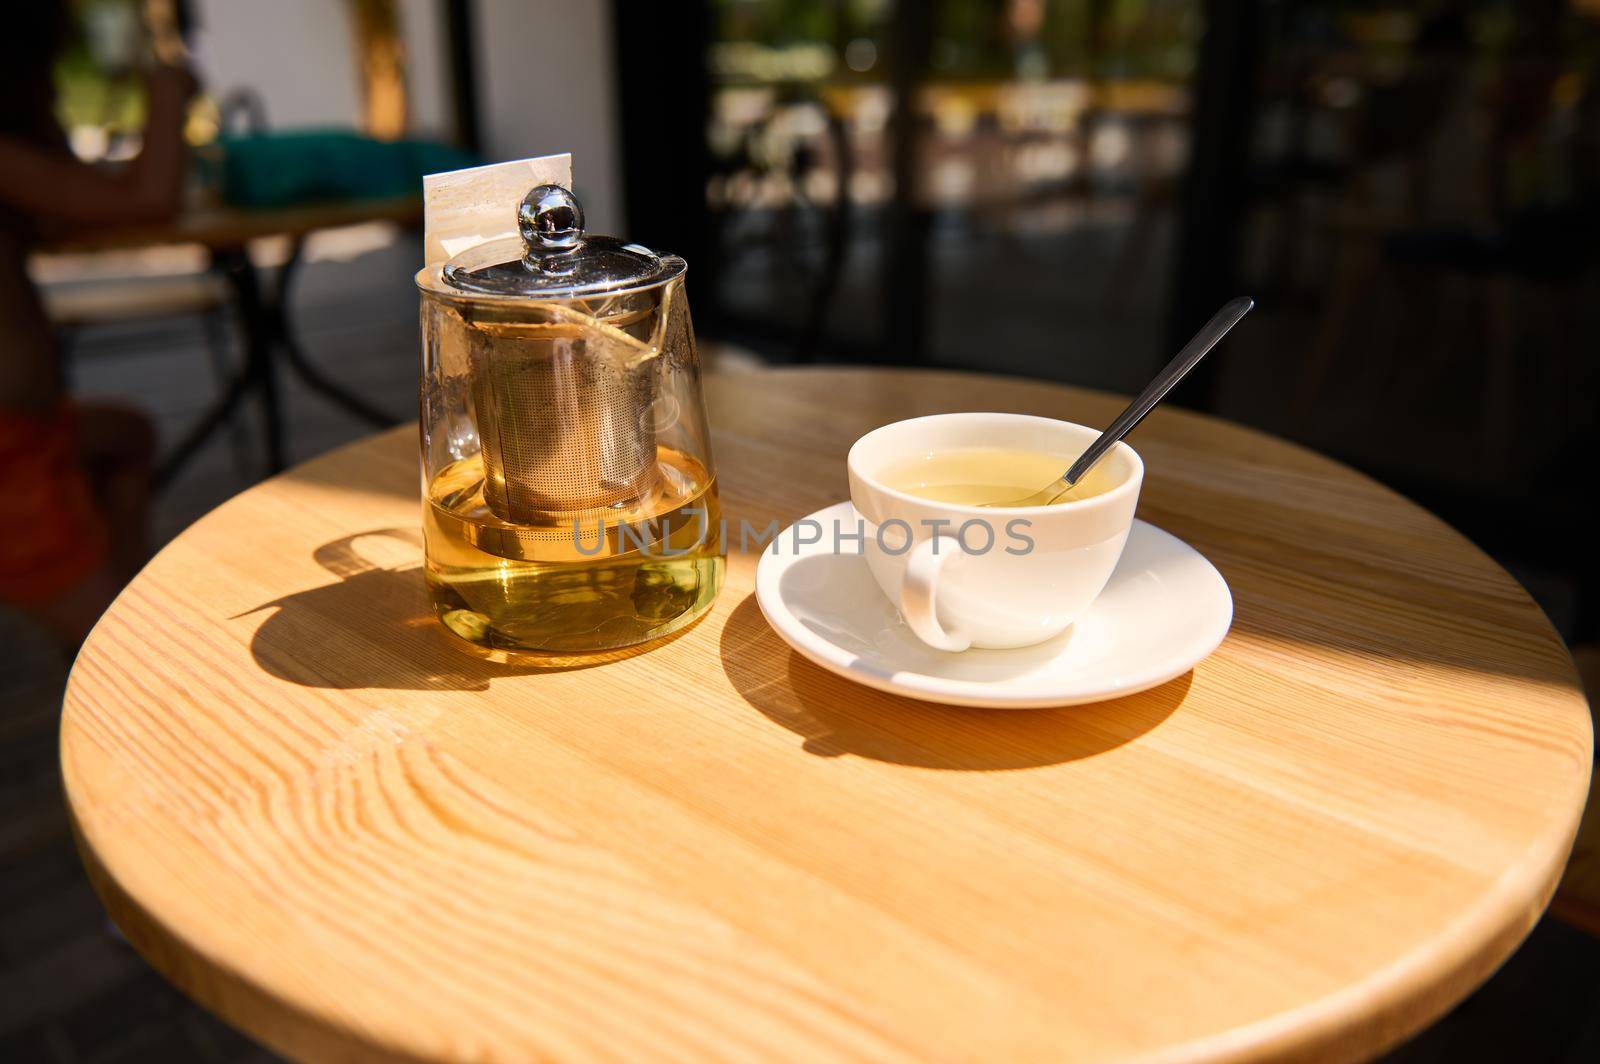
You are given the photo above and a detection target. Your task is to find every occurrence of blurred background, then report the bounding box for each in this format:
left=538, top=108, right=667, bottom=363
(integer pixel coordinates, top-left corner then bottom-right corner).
left=2, top=1, right=1597, bottom=1060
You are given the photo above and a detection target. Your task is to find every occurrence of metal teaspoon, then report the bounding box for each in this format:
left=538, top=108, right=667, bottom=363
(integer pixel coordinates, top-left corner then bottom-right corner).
left=986, top=296, right=1255, bottom=507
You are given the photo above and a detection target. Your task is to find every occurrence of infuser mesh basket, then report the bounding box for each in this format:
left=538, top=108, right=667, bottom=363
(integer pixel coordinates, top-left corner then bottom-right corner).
left=470, top=324, right=659, bottom=522
left=432, top=183, right=692, bottom=525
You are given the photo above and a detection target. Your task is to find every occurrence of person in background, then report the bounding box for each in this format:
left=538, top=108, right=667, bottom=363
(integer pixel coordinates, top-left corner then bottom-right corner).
left=0, top=3, right=196, bottom=645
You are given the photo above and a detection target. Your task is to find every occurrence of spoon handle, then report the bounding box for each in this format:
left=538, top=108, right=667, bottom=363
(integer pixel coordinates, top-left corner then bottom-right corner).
left=1060, top=296, right=1254, bottom=488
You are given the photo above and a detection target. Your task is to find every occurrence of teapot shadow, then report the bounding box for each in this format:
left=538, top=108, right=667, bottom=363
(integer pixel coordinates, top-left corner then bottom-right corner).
left=241, top=529, right=690, bottom=691
left=718, top=592, right=1190, bottom=770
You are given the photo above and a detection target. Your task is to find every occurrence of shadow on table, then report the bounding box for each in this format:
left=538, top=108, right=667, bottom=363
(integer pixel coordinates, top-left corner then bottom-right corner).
left=718, top=592, right=1189, bottom=770
left=240, top=528, right=675, bottom=690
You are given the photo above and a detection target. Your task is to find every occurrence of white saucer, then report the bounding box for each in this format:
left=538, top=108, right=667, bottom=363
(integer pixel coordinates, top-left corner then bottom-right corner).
left=755, top=502, right=1232, bottom=709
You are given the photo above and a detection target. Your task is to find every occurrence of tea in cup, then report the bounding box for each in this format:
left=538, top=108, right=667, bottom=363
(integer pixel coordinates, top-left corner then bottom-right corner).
left=846, top=413, right=1142, bottom=651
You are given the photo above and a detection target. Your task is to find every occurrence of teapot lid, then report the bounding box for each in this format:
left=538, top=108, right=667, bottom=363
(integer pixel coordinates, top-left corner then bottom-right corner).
left=440, top=184, right=683, bottom=298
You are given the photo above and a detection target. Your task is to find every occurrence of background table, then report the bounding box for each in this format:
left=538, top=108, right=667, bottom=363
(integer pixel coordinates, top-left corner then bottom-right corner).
left=62, top=368, right=1591, bottom=1062
left=42, top=197, right=425, bottom=256
left=44, top=197, right=420, bottom=484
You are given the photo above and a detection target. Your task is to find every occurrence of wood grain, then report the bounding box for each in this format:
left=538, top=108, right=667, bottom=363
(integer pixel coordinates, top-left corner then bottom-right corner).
left=61, top=368, right=1591, bottom=1063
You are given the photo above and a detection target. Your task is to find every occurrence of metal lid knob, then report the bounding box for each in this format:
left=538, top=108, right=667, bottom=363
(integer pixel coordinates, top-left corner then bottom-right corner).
left=439, top=182, right=683, bottom=298
left=519, top=184, right=584, bottom=257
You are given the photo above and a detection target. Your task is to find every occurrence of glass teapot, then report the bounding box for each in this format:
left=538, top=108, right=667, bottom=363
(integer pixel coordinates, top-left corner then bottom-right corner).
left=416, top=184, right=722, bottom=656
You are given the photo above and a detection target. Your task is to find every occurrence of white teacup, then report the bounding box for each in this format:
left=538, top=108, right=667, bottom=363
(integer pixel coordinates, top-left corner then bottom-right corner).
left=847, top=413, right=1143, bottom=652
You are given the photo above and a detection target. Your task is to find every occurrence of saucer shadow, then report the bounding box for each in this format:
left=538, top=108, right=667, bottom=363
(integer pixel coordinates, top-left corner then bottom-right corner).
left=718, top=592, right=1190, bottom=770
left=241, top=529, right=691, bottom=691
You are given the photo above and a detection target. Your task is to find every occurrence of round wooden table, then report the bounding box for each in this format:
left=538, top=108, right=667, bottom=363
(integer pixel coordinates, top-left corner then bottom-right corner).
left=62, top=368, right=1591, bottom=1063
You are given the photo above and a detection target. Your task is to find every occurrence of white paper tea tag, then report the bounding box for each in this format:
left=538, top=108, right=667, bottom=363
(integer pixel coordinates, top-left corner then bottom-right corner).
left=422, top=153, right=573, bottom=268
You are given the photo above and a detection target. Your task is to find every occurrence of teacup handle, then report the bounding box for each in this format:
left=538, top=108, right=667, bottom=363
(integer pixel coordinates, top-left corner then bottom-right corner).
left=901, top=535, right=972, bottom=652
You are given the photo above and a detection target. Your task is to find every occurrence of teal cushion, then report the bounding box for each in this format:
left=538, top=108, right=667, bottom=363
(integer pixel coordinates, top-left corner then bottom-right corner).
left=215, top=129, right=480, bottom=207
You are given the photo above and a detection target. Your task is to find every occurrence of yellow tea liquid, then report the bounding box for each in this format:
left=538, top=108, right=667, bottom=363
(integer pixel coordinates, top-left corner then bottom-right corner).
left=424, top=446, right=723, bottom=654
left=880, top=447, right=1118, bottom=505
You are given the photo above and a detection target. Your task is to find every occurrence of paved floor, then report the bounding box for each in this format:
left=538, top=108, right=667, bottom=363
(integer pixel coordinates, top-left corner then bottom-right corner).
left=1, top=225, right=1594, bottom=1061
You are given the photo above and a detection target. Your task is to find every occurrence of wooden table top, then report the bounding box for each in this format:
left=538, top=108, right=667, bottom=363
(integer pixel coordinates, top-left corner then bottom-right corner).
left=61, top=367, right=1591, bottom=1063
left=41, top=194, right=422, bottom=254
